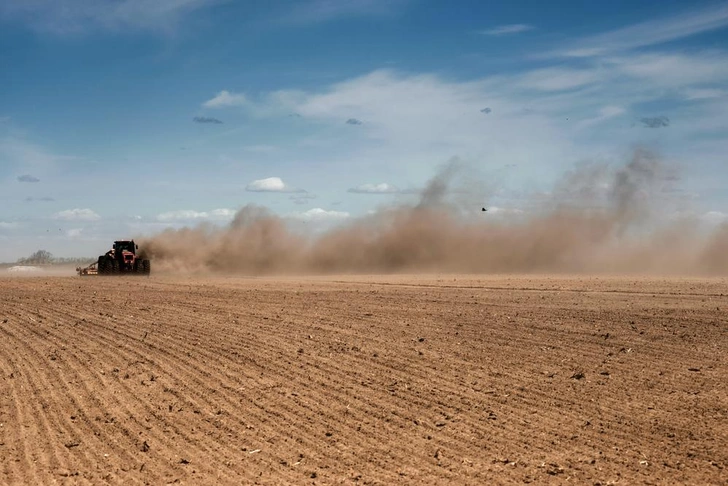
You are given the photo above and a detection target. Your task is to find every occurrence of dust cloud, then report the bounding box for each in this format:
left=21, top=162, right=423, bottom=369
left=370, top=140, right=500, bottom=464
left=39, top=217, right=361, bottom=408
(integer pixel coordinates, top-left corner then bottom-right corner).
left=140, top=149, right=728, bottom=276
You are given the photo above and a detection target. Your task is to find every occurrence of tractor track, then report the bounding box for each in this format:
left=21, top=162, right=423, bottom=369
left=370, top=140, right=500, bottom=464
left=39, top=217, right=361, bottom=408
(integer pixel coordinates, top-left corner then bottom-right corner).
left=0, top=274, right=726, bottom=484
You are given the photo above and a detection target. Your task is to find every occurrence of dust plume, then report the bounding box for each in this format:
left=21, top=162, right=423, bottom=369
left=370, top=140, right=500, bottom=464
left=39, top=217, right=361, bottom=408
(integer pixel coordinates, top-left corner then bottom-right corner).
left=140, top=149, right=728, bottom=275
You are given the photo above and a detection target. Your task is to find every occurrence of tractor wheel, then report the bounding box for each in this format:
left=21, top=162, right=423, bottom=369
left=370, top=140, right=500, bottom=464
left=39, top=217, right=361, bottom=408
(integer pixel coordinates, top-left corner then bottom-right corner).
left=97, top=256, right=106, bottom=274
left=110, top=259, right=119, bottom=274
left=142, top=259, right=151, bottom=275
left=100, top=257, right=113, bottom=275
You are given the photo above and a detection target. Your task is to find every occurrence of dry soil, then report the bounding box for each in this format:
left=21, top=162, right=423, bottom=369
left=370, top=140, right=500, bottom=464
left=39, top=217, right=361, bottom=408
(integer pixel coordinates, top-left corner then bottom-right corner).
left=0, top=274, right=726, bottom=485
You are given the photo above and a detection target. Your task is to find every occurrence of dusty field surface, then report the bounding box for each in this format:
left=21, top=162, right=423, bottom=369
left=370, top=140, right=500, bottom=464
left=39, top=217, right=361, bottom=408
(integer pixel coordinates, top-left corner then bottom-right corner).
left=0, top=274, right=726, bottom=485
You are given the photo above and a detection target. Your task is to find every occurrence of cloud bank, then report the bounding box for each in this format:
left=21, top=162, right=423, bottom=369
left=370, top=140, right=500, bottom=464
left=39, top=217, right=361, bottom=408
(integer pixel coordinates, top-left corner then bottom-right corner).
left=348, top=183, right=401, bottom=194
left=157, top=208, right=235, bottom=222
left=53, top=208, right=101, bottom=221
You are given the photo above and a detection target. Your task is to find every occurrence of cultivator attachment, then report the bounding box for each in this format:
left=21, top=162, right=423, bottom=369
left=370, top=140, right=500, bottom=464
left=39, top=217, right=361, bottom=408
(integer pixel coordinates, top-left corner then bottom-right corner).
left=77, top=261, right=99, bottom=276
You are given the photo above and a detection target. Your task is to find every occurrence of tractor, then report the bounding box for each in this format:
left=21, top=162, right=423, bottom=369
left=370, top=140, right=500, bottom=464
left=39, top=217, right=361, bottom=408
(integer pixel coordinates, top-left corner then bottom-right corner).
left=95, top=240, right=150, bottom=275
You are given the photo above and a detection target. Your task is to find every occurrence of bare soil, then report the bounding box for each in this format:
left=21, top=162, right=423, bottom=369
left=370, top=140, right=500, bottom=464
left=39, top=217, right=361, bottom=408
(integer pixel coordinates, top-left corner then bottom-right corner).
left=0, top=274, right=726, bottom=485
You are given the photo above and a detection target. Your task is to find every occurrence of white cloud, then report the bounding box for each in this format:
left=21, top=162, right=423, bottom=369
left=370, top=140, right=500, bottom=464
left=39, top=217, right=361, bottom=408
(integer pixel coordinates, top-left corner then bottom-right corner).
left=599, top=106, right=626, bottom=118
left=672, top=210, right=728, bottom=224
left=517, top=67, right=601, bottom=92
left=156, top=208, right=235, bottom=221
left=487, top=206, right=525, bottom=215
left=684, top=88, right=726, bottom=100
left=264, top=69, right=579, bottom=181
left=609, top=52, right=728, bottom=87
left=479, top=24, right=533, bottom=36
left=0, top=222, right=19, bottom=230
left=157, top=210, right=205, bottom=221
left=348, top=182, right=400, bottom=194
left=246, top=177, right=302, bottom=192
left=576, top=105, right=626, bottom=128
left=66, top=228, right=83, bottom=238
left=0, top=0, right=227, bottom=34
left=551, top=3, right=728, bottom=57
left=703, top=211, right=728, bottom=222
left=53, top=208, right=101, bottom=221
left=288, top=208, right=350, bottom=222
left=202, top=90, right=247, bottom=108
left=209, top=208, right=235, bottom=218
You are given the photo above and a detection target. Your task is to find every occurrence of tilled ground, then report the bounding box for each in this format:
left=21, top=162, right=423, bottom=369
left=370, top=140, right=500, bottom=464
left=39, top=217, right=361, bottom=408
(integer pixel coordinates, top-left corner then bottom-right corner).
left=0, top=274, right=726, bottom=485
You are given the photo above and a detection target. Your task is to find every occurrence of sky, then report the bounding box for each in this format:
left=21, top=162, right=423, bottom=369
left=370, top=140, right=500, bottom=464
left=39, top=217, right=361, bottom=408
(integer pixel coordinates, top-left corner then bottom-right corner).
left=1, top=0, right=728, bottom=261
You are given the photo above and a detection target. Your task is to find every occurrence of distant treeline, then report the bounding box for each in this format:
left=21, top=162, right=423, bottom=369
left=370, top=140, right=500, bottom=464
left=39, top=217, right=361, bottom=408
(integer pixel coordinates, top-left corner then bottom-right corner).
left=17, top=250, right=94, bottom=266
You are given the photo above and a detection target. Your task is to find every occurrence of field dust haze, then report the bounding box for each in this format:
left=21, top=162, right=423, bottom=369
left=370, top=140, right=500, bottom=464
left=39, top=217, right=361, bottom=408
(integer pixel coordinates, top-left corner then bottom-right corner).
left=141, top=150, right=728, bottom=275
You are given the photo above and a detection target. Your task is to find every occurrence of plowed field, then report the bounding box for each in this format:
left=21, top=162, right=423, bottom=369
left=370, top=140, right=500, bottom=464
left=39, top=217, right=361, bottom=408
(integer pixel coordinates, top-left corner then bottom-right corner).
left=0, top=275, right=726, bottom=485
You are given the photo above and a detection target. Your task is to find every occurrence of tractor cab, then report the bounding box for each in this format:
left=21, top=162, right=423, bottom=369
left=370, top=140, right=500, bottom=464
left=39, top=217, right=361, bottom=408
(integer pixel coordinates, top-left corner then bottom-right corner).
left=114, top=240, right=138, bottom=255
left=112, top=240, right=139, bottom=269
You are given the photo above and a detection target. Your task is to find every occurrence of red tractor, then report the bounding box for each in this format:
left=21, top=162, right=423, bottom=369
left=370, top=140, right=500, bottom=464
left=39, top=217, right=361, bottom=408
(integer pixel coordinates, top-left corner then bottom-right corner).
left=97, top=240, right=150, bottom=275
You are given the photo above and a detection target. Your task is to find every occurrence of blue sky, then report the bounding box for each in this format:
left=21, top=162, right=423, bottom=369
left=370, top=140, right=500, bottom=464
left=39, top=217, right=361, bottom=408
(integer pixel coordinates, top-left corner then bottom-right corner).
left=1, top=0, right=728, bottom=260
